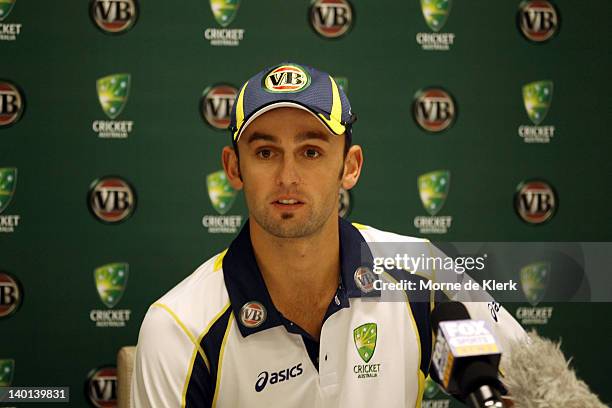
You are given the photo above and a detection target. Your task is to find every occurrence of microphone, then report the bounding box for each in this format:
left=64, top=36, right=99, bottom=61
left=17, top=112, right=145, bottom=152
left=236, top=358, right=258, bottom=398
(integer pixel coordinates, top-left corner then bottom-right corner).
left=501, top=331, right=607, bottom=408
left=431, top=302, right=506, bottom=408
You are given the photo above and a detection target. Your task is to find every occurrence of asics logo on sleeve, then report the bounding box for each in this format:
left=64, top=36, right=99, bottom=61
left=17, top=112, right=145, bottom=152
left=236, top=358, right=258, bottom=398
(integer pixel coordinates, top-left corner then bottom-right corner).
left=255, top=363, right=304, bottom=392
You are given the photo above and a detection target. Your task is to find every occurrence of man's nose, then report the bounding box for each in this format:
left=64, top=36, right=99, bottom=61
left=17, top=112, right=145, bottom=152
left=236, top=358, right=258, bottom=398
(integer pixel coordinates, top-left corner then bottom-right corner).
left=276, top=155, right=301, bottom=186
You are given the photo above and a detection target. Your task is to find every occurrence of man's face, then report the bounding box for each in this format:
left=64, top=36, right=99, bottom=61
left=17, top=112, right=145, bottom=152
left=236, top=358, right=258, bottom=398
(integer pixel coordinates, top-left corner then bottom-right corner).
left=232, top=107, right=347, bottom=238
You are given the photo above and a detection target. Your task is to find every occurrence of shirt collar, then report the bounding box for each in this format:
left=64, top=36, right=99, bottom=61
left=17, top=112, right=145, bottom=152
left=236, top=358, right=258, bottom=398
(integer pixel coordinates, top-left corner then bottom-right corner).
left=222, top=217, right=378, bottom=337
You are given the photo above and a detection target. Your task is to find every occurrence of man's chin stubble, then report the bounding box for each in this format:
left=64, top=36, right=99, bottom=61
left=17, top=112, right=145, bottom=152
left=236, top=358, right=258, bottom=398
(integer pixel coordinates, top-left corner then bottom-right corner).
left=257, top=212, right=322, bottom=239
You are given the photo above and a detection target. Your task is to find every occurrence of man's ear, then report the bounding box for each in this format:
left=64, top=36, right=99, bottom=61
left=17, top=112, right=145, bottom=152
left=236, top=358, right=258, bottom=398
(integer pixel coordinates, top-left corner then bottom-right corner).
left=222, top=146, right=243, bottom=190
left=341, top=145, right=363, bottom=190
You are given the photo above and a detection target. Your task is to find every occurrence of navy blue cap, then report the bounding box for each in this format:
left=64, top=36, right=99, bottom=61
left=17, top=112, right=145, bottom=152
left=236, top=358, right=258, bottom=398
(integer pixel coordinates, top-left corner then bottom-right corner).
left=229, top=62, right=355, bottom=142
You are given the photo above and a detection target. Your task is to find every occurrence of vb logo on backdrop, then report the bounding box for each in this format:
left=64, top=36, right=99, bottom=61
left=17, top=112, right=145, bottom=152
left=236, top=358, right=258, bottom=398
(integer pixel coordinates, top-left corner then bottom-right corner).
left=517, top=0, right=559, bottom=43
left=201, top=84, right=238, bottom=129
left=309, top=0, right=354, bottom=39
left=514, top=179, right=557, bottom=225
left=90, top=0, right=139, bottom=34
left=0, top=271, right=23, bottom=318
left=88, top=176, right=137, bottom=224
left=0, top=80, right=25, bottom=128
left=412, top=88, right=456, bottom=133
left=86, top=366, right=118, bottom=408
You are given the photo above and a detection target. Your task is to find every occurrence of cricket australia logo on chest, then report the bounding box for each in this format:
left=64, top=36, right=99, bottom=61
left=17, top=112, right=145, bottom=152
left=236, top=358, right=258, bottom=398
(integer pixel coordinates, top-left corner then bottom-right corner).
left=352, top=322, right=382, bottom=379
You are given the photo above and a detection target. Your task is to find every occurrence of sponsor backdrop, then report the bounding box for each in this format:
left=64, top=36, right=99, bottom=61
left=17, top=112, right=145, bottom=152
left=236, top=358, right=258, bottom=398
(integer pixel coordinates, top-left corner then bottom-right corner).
left=1, top=0, right=611, bottom=406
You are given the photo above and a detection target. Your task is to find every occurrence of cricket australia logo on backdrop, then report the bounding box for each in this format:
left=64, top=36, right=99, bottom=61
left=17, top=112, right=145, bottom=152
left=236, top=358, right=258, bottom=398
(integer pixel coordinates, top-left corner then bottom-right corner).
left=0, top=0, right=22, bottom=41
left=90, top=263, right=131, bottom=328
left=0, top=80, right=25, bottom=128
left=93, top=73, right=134, bottom=139
left=0, top=359, right=15, bottom=387
left=521, top=261, right=549, bottom=306
left=517, top=0, right=559, bottom=43
left=207, top=171, right=236, bottom=214
left=516, top=261, right=554, bottom=325
left=0, top=358, right=14, bottom=401
left=518, top=80, right=555, bottom=143
left=414, top=170, right=452, bottom=234
left=422, top=375, right=450, bottom=408
left=86, top=366, right=117, bottom=407
left=353, top=323, right=381, bottom=378
left=416, top=0, right=455, bottom=51
left=90, top=0, right=139, bottom=34
left=0, top=167, right=21, bottom=233
left=309, top=0, right=353, bottom=39
left=200, top=84, right=237, bottom=129
left=0, top=0, right=16, bottom=22
left=202, top=170, right=243, bottom=234
left=205, top=0, right=244, bottom=46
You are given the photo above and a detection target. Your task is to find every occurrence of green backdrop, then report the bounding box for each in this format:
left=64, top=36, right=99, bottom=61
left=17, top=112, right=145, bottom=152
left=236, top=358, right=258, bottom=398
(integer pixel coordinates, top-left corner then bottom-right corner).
left=1, top=0, right=611, bottom=406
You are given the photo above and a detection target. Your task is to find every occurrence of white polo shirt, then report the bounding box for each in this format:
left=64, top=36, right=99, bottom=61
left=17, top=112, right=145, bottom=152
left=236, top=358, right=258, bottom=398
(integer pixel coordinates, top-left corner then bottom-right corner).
left=131, top=218, right=525, bottom=407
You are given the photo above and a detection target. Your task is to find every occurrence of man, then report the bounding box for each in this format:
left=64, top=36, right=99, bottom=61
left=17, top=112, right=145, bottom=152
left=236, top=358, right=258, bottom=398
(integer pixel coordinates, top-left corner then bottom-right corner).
left=131, top=62, right=525, bottom=407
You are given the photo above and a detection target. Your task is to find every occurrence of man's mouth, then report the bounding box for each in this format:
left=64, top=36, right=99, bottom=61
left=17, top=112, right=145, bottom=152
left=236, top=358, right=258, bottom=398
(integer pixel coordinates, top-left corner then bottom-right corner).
left=271, top=197, right=305, bottom=210
left=276, top=199, right=300, bottom=205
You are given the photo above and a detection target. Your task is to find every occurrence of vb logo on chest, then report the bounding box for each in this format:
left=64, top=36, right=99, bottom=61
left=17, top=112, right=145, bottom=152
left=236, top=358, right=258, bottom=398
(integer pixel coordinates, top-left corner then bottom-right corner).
left=240, top=301, right=267, bottom=328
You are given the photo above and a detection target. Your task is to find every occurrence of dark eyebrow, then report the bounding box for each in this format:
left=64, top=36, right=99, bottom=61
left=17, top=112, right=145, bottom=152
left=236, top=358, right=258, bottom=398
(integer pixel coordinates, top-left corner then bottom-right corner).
left=246, top=130, right=331, bottom=144
left=246, top=132, right=278, bottom=144
left=295, top=131, right=331, bottom=143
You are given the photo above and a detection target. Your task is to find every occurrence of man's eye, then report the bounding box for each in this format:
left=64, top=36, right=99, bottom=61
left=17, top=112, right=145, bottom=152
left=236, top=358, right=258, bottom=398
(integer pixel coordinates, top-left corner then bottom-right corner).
left=304, top=149, right=320, bottom=159
left=256, top=149, right=273, bottom=159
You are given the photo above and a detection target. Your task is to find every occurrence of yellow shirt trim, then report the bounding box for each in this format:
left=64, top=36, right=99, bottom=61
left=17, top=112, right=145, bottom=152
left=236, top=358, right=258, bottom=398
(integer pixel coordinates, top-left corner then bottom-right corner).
left=213, top=249, right=228, bottom=272
left=351, top=222, right=369, bottom=230
left=151, top=302, right=230, bottom=407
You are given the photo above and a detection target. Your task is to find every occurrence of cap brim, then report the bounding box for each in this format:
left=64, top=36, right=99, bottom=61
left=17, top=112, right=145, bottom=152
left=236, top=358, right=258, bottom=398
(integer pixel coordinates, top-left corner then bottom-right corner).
left=235, top=101, right=342, bottom=142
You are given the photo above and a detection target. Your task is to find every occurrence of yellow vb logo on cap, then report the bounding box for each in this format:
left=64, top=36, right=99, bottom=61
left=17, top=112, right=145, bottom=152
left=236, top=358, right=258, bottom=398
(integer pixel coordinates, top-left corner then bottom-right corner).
left=263, top=64, right=311, bottom=93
